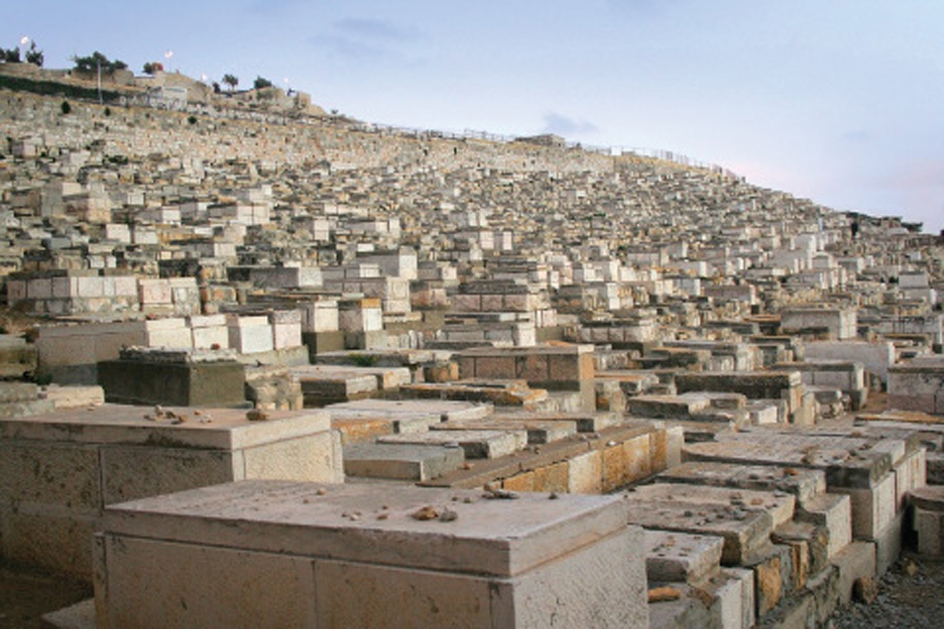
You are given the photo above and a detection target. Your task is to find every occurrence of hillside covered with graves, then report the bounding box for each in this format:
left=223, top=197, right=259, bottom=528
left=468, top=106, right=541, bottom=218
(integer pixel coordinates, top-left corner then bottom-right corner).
left=1, top=66, right=944, bottom=628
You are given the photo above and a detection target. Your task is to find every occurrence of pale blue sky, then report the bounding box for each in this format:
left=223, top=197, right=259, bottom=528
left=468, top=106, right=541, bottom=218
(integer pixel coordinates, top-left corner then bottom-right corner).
left=6, top=1, right=943, bottom=232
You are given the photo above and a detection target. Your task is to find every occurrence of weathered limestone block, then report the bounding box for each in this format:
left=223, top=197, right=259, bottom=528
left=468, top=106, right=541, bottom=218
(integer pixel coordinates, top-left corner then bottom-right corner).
left=888, top=356, right=944, bottom=415
left=674, top=371, right=805, bottom=423
left=0, top=405, right=341, bottom=580
left=95, top=481, right=648, bottom=628
left=781, top=307, right=857, bottom=340
left=227, top=315, right=275, bottom=354
left=909, top=486, right=944, bottom=556
left=98, top=354, right=245, bottom=407
left=188, top=314, right=229, bottom=349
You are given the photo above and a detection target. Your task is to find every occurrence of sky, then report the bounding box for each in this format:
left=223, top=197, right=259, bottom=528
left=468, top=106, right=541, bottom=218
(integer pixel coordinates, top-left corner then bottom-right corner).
left=5, top=0, right=943, bottom=233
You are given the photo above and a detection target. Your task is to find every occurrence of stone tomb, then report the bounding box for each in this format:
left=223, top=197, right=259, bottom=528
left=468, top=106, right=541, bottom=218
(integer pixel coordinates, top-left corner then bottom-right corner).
left=888, top=356, right=944, bottom=415
left=98, top=348, right=246, bottom=407
left=94, top=480, right=649, bottom=628
left=0, top=404, right=342, bottom=579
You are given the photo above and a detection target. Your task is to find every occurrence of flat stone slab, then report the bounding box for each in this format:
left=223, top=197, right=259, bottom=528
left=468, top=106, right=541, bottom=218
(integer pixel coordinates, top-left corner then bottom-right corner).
left=432, top=417, right=577, bottom=444
left=343, top=443, right=465, bottom=480
left=684, top=437, right=891, bottom=489
left=292, top=366, right=378, bottom=398
left=657, top=461, right=827, bottom=506
left=400, top=381, right=549, bottom=407
left=326, top=399, right=492, bottom=422
left=645, top=529, right=724, bottom=583
left=0, top=403, right=331, bottom=450
left=326, top=408, right=440, bottom=433
left=102, top=479, right=631, bottom=578
left=378, top=429, right=527, bottom=459
left=97, top=479, right=648, bottom=627
left=490, top=411, right=624, bottom=433
left=626, top=483, right=795, bottom=565
left=629, top=395, right=711, bottom=419
left=292, top=364, right=410, bottom=391
left=44, top=385, right=105, bottom=410
left=0, top=382, right=43, bottom=404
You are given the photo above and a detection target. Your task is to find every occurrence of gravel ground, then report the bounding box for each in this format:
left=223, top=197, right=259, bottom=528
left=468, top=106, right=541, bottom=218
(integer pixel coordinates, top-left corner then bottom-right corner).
left=828, top=552, right=944, bottom=629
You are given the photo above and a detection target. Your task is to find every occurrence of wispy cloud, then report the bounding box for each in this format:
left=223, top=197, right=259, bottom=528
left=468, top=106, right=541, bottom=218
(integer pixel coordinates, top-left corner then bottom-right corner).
left=310, top=17, right=420, bottom=64
left=542, top=112, right=598, bottom=136
left=335, top=18, right=417, bottom=42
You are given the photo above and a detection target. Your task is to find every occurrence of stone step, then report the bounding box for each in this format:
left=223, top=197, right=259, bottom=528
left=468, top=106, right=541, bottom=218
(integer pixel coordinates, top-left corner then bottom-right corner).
left=0, top=397, right=55, bottom=419
left=645, top=529, right=724, bottom=584
left=326, top=399, right=492, bottom=422
left=44, top=385, right=106, bottom=410
left=489, top=410, right=624, bottom=433
left=625, top=484, right=794, bottom=565
left=527, top=390, right=588, bottom=414
left=294, top=368, right=378, bottom=406
left=378, top=429, right=528, bottom=459
left=292, top=364, right=411, bottom=392
left=656, top=461, right=827, bottom=506
left=398, top=380, right=548, bottom=408
left=795, top=493, right=853, bottom=558
left=830, top=540, right=877, bottom=606
left=684, top=437, right=892, bottom=490
left=432, top=417, right=577, bottom=444
left=648, top=568, right=754, bottom=629
left=629, top=394, right=711, bottom=419
left=0, top=382, right=42, bottom=404
left=633, top=483, right=796, bottom=529
left=343, top=443, right=465, bottom=481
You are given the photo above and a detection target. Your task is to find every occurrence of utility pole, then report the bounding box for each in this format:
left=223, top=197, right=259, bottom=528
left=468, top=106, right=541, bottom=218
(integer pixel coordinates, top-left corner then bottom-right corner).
left=97, top=58, right=103, bottom=105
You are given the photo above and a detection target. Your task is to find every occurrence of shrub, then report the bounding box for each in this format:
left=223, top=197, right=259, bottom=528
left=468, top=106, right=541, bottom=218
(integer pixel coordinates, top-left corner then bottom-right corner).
left=60, top=100, right=71, bottom=115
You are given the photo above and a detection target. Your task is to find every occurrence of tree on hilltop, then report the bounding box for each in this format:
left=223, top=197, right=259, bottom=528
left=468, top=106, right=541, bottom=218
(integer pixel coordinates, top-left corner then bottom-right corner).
left=253, top=76, right=273, bottom=90
left=1, top=41, right=43, bottom=66
left=0, top=47, right=20, bottom=63
left=142, top=61, right=164, bottom=75
left=222, top=74, right=239, bottom=92
left=72, top=51, right=128, bottom=74
left=25, top=42, right=43, bottom=67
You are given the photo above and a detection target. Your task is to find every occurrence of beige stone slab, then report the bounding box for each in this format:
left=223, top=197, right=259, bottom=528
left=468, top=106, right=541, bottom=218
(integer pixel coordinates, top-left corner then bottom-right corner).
left=101, top=445, right=239, bottom=505
left=632, top=483, right=796, bottom=528
left=795, top=493, right=853, bottom=558
left=507, top=526, right=648, bottom=628
left=832, top=471, right=897, bottom=539
left=102, top=480, right=629, bottom=578
left=0, top=441, right=102, bottom=509
left=314, top=557, right=497, bottom=628
left=100, top=535, right=317, bottom=628
left=0, top=404, right=331, bottom=450
left=378, top=429, right=527, bottom=459
left=568, top=449, right=603, bottom=493
left=645, top=529, right=724, bottom=583
left=242, top=431, right=343, bottom=483
left=327, top=398, right=491, bottom=422
left=1, top=510, right=96, bottom=578
left=433, top=418, right=577, bottom=444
